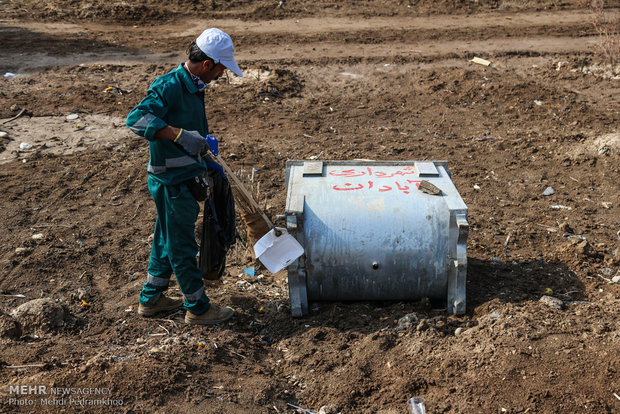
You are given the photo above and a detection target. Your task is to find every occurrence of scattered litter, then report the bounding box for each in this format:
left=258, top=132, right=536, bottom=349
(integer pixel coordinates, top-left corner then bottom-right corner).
left=396, top=313, right=419, bottom=331
left=556, top=61, right=568, bottom=70
left=473, top=184, right=481, bottom=190
left=110, top=355, right=132, bottom=362
left=544, top=288, right=554, bottom=295
left=470, top=57, right=491, bottom=66
left=490, top=312, right=500, bottom=318
left=243, top=266, right=255, bottom=277
left=308, top=151, right=323, bottom=160
left=104, top=86, right=132, bottom=96
left=19, top=142, right=32, bottom=150
left=5, top=363, right=45, bottom=369
left=254, top=228, right=304, bottom=273
left=601, top=202, right=612, bottom=209
left=534, top=100, right=542, bottom=106
left=542, top=186, right=555, bottom=196
left=614, top=392, right=620, bottom=401
left=66, top=113, right=79, bottom=121
left=612, top=275, right=620, bottom=284
left=287, top=403, right=316, bottom=414
left=407, top=396, right=426, bottom=414
left=551, top=205, right=572, bottom=210
left=2, top=108, right=27, bottom=125
left=257, top=306, right=266, bottom=314
left=80, top=300, right=91, bottom=307
left=4, top=72, right=16, bottom=78
left=31, top=233, right=44, bottom=240
left=566, top=234, right=586, bottom=241
left=0, top=294, right=26, bottom=298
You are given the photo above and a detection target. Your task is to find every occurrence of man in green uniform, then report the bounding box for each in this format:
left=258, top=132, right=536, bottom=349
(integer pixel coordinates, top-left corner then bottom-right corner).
left=126, top=28, right=243, bottom=325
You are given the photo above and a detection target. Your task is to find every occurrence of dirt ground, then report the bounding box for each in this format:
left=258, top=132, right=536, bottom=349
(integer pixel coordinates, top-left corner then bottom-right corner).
left=0, top=1, right=619, bottom=413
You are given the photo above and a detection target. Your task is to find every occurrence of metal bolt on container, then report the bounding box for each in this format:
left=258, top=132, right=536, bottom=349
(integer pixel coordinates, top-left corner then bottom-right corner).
left=284, top=160, right=468, bottom=316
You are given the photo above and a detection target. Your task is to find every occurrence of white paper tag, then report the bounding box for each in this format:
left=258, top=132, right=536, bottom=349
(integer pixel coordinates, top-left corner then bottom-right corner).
left=253, top=228, right=304, bottom=273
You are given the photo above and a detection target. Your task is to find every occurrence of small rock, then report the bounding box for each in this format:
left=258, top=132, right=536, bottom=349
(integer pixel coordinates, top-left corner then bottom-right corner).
left=540, top=295, right=563, bottom=310
left=558, top=222, right=573, bottom=234
left=575, top=240, right=592, bottom=257
left=10, top=298, right=67, bottom=333
left=19, top=142, right=32, bottom=150
left=454, top=327, right=464, bottom=336
left=0, top=131, right=8, bottom=138
left=31, top=233, right=44, bottom=240
left=15, top=247, right=33, bottom=254
left=542, top=186, right=555, bottom=196
left=74, top=287, right=91, bottom=301
left=66, top=113, right=79, bottom=121
left=612, top=275, right=620, bottom=284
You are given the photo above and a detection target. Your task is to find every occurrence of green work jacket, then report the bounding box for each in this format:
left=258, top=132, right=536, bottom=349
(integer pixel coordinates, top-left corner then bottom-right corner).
left=126, top=63, right=208, bottom=185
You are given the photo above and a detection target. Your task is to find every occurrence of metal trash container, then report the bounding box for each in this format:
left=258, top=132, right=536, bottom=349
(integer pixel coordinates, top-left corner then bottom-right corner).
left=284, top=160, right=468, bottom=316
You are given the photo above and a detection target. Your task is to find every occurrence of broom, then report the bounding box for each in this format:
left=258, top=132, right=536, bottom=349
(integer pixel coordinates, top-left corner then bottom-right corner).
left=211, top=153, right=275, bottom=254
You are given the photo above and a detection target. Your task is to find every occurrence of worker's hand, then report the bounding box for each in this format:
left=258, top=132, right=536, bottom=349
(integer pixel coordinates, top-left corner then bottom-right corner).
left=174, top=129, right=208, bottom=155
left=205, top=134, right=219, bottom=156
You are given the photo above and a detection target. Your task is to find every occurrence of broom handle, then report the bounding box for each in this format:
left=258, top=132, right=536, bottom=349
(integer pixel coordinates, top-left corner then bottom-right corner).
left=213, top=153, right=274, bottom=230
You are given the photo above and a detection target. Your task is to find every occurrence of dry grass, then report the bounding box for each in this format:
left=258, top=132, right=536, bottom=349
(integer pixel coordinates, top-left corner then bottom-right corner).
left=580, top=0, right=620, bottom=66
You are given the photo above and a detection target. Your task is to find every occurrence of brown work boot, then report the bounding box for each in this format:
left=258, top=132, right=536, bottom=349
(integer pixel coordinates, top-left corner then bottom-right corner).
left=185, top=304, right=234, bottom=325
left=138, top=295, right=183, bottom=317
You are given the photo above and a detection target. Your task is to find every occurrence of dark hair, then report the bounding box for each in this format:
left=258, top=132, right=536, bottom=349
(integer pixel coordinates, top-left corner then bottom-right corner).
left=187, top=41, right=214, bottom=64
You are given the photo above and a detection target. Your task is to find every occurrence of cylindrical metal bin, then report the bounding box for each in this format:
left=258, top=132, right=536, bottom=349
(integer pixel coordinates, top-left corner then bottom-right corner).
left=284, top=160, right=468, bottom=316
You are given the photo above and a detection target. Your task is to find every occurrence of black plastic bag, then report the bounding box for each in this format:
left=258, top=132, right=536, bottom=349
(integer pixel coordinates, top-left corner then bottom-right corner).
left=199, top=170, right=236, bottom=280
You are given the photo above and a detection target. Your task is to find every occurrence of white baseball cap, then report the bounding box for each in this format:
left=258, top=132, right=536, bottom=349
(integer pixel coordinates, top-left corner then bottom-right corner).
left=196, top=28, right=243, bottom=77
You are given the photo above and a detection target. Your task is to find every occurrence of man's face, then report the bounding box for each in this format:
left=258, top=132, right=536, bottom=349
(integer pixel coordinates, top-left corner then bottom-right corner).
left=200, top=61, right=227, bottom=84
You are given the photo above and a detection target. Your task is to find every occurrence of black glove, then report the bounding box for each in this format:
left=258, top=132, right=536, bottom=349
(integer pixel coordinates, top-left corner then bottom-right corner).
left=174, top=129, right=208, bottom=155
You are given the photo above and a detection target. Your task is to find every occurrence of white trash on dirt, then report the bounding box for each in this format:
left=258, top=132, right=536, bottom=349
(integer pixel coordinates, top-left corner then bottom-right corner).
left=253, top=228, right=304, bottom=274
left=470, top=56, right=491, bottom=66
left=407, top=397, right=426, bottom=414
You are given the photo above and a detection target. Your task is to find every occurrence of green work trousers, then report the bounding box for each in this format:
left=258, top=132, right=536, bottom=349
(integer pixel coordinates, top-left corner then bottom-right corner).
left=139, top=176, right=210, bottom=315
